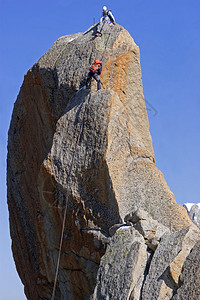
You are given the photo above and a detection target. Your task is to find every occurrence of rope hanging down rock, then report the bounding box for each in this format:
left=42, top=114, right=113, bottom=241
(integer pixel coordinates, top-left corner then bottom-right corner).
left=101, top=25, right=114, bottom=62
left=51, top=92, right=91, bottom=300
left=51, top=23, right=118, bottom=300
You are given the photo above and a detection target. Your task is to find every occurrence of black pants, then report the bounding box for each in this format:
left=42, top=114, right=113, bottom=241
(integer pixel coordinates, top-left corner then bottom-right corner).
left=86, top=72, right=101, bottom=90
left=97, top=19, right=110, bottom=35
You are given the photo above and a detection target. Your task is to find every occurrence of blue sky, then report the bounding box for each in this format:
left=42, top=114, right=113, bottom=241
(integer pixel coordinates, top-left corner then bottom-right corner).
left=0, top=0, right=200, bottom=298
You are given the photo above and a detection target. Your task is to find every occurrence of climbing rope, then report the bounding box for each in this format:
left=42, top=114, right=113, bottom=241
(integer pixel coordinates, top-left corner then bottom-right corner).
left=94, top=23, right=113, bottom=61
left=101, top=25, right=114, bottom=62
left=51, top=92, right=91, bottom=300
left=50, top=22, right=119, bottom=300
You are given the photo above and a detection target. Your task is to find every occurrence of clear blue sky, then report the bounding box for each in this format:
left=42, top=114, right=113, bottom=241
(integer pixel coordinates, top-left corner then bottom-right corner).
left=0, top=0, right=200, bottom=298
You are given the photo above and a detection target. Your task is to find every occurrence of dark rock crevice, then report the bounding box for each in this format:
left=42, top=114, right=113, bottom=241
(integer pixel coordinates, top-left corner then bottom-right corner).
left=138, top=248, right=154, bottom=300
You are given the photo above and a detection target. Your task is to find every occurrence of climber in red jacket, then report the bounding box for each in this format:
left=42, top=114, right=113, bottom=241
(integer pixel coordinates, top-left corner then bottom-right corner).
left=86, top=60, right=102, bottom=90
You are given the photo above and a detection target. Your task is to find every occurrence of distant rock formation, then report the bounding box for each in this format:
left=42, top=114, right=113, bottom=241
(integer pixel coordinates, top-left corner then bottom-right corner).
left=184, top=203, right=200, bottom=228
left=7, top=23, right=198, bottom=299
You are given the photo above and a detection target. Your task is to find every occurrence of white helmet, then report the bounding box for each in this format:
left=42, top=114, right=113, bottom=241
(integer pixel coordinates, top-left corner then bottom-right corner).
left=103, top=6, right=107, bottom=12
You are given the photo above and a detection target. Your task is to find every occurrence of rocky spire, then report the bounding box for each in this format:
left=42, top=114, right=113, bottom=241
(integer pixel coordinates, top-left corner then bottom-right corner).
left=7, top=24, right=198, bottom=299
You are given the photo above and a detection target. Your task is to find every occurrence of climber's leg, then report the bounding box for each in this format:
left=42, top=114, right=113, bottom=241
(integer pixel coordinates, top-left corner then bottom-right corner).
left=86, top=73, right=92, bottom=89
left=93, top=73, right=101, bottom=90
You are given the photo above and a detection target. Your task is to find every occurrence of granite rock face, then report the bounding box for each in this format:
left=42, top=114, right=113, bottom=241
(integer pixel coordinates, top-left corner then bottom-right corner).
left=141, top=226, right=200, bottom=300
left=93, top=218, right=200, bottom=300
left=125, top=208, right=170, bottom=250
left=92, top=227, right=149, bottom=300
left=172, top=240, right=200, bottom=300
left=7, top=23, right=196, bottom=299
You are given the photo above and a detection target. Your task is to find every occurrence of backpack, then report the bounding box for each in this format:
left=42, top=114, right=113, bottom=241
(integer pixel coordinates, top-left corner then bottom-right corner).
left=107, top=10, right=114, bottom=23
left=90, top=60, right=102, bottom=74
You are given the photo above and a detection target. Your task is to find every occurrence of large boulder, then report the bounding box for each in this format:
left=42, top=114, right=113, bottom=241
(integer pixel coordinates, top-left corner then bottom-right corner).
left=91, top=227, right=149, bottom=300
left=125, top=208, right=170, bottom=250
left=141, top=226, right=200, bottom=300
left=93, top=220, right=200, bottom=300
left=7, top=23, right=195, bottom=299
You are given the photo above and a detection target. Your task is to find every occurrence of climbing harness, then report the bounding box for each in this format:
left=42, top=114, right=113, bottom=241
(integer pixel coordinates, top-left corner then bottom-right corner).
left=51, top=91, right=91, bottom=300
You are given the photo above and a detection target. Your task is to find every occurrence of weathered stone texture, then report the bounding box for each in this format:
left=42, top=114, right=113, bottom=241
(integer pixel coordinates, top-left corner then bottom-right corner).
left=91, top=227, right=149, bottom=300
left=172, top=240, right=200, bottom=300
left=93, top=214, right=200, bottom=300
left=7, top=23, right=196, bottom=300
left=125, top=208, right=170, bottom=251
left=141, top=226, right=200, bottom=300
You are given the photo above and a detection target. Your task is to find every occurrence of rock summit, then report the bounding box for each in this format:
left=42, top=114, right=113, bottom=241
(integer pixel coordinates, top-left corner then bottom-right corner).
left=7, top=24, right=199, bottom=299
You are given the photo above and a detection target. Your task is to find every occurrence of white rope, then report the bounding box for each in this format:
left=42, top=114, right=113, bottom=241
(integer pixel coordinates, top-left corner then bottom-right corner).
left=100, top=24, right=120, bottom=63
left=50, top=23, right=119, bottom=299
left=51, top=188, right=69, bottom=300
left=51, top=92, right=91, bottom=300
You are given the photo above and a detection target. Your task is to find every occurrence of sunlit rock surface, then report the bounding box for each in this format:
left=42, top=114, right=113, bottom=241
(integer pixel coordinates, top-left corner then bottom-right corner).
left=7, top=23, right=196, bottom=299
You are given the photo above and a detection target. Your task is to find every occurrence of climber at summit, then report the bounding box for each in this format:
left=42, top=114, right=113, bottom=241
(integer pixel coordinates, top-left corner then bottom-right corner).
left=86, top=60, right=102, bottom=90
left=96, top=6, right=116, bottom=37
